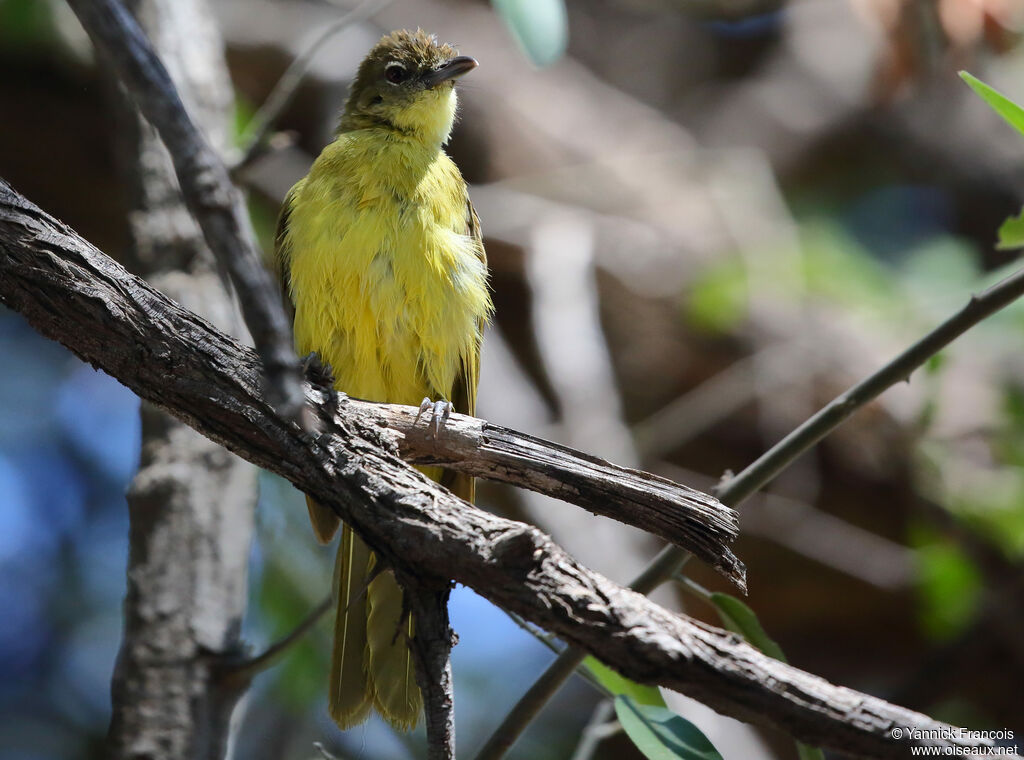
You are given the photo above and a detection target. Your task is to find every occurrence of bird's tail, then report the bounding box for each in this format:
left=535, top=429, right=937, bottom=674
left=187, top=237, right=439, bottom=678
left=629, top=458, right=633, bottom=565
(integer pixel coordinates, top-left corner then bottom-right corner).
left=306, top=495, right=341, bottom=545
left=320, top=465, right=473, bottom=732
left=328, top=521, right=373, bottom=728
left=324, top=517, right=423, bottom=731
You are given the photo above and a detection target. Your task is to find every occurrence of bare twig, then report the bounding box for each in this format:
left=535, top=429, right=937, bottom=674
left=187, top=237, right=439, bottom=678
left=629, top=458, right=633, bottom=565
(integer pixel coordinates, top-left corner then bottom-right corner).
left=568, top=701, right=618, bottom=760
left=65, top=0, right=306, bottom=423
left=0, top=183, right=1009, bottom=758
left=474, top=648, right=588, bottom=760
left=402, top=577, right=456, bottom=760
left=232, top=0, right=389, bottom=173
left=312, top=742, right=339, bottom=760
left=501, top=612, right=611, bottom=697
left=503, top=611, right=562, bottom=655
left=221, top=594, right=332, bottom=682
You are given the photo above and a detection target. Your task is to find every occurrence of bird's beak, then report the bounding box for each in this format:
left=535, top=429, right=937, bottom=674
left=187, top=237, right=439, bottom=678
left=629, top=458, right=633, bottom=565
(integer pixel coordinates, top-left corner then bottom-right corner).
left=421, top=56, right=478, bottom=88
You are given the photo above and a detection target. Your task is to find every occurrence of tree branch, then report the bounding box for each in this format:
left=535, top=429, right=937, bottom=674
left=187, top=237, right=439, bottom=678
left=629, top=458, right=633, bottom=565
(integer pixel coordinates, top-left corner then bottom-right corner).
left=0, top=181, right=1005, bottom=758
left=65, top=0, right=306, bottom=422
left=401, top=575, right=456, bottom=760
left=334, top=398, right=745, bottom=589
left=475, top=553, right=692, bottom=760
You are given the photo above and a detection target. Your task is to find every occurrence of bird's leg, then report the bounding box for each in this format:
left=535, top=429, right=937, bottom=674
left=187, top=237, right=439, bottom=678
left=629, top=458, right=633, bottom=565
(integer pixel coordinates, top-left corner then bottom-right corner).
left=301, top=351, right=340, bottom=406
left=415, top=397, right=453, bottom=438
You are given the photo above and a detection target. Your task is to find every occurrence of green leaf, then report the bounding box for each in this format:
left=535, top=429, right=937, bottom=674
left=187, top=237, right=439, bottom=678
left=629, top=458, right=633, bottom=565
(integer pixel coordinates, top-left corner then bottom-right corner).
left=710, top=594, right=824, bottom=760
left=709, top=593, right=787, bottom=662
left=583, top=656, right=665, bottom=706
left=797, top=744, right=827, bottom=760
left=997, top=209, right=1024, bottom=251
left=960, top=71, right=1024, bottom=139
left=614, top=695, right=723, bottom=760
left=491, top=0, right=567, bottom=67
left=959, top=73, right=1024, bottom=250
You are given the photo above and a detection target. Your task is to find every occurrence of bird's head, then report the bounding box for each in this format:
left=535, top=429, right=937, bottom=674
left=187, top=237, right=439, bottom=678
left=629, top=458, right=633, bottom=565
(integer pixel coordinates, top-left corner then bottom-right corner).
left=340, top=29, right=477, bottom=146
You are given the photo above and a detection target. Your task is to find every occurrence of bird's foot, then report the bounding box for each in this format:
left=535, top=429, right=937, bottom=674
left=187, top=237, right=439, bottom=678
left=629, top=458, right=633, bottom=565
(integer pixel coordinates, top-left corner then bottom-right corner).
left=415, top=397, right=453, bottom=438
left=301, top=351, right=339, bottom=406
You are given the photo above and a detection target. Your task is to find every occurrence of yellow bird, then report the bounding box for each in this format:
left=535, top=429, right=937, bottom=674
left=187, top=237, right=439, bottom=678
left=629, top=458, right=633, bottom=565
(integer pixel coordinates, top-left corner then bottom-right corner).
left=272, top=29, right=491, bottom=730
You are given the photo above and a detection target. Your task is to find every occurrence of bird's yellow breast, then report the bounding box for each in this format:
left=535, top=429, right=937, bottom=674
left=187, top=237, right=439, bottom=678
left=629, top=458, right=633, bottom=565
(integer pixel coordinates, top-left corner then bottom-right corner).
left=285, top=130, right=490, bottom=406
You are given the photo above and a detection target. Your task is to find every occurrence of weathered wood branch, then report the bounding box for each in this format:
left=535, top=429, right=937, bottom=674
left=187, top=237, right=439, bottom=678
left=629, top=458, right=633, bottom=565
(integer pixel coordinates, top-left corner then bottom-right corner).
left=336, top=398, right=744, bottom=589
left=0, top=182, right=1000, bottom=758
left=400, top=573, right=457, bottom=760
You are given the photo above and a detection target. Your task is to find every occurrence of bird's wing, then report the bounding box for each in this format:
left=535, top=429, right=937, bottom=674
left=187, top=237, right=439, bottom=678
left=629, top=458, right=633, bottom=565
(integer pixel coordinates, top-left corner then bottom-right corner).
left=440, top=196, right=487, bottom=504
left=274, top=179, right=343, bottom=543
left=270, top=179, right=300, bottom=325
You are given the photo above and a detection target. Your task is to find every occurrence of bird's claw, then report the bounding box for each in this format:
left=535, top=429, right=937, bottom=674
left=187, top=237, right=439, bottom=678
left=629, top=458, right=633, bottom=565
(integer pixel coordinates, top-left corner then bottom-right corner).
left=301, top=351, right=339, bottom=406
left=415, top=397, right=453, bottom=438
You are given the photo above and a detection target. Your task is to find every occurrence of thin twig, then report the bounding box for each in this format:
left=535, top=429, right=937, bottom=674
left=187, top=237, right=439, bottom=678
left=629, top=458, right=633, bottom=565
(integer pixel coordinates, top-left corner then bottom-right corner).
left=232, top=0, right=389, bottom=173
left=568, top=700, right=618, bottom=760
left=402, top=579, right=456, bottom=760
left=500, top=611, right=610, bottom=697
left=474, top=648, right=587, bottom=760
left=474, top=260, right=1024, bottom=757
left=0, top=182, right=1009, bottom=759
left=65, top=0, right=307, bottom=424
left=503, top=611, right=563, bottom=655
left=222, top=594, right=332, bottom=682
left=474, top=555, right=692, bottom=760
left=312, top=742, right=339, bottom=760
left=674, top=573, right=713, bottom=602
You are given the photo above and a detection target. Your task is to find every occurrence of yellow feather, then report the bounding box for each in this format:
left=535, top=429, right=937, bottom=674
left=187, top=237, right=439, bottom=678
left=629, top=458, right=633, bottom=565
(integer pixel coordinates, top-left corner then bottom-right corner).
left=286, top=130, right=489, bottom=409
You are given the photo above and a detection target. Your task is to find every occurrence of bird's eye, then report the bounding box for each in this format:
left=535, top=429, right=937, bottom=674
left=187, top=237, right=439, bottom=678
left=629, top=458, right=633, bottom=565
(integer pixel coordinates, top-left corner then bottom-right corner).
left=384, top=63, right=407, bottom=84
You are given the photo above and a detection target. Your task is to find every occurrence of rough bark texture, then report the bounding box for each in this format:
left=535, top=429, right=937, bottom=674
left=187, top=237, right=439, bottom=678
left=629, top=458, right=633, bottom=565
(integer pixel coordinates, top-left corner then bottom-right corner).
left=363, top=398, right=744, bottom=589
left=401, top=574, right=457, bottom=760
left=101, top=2, right=257, bottom=758
left=0, top=182, right=1005, bottom=759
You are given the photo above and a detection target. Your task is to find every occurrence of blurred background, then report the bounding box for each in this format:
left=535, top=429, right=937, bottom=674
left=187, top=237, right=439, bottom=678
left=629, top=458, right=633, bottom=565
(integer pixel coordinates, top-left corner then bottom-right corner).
left=2, top=0, right=1024, bottom=758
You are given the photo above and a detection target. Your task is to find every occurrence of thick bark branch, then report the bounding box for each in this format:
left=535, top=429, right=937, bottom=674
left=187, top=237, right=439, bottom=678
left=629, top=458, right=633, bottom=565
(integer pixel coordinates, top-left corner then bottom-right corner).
left=0, top=182, right=1001, bottom=758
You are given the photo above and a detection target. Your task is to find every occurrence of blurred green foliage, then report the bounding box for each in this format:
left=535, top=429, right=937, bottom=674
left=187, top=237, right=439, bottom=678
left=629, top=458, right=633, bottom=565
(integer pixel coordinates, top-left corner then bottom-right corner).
left=911, top=526, right=982, bottom=640
left=0, top=0, right=58, bottom=49
left=685, top=256, right=749, bottom=333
